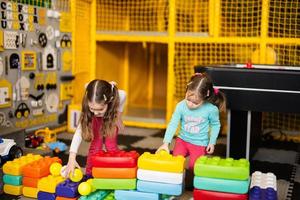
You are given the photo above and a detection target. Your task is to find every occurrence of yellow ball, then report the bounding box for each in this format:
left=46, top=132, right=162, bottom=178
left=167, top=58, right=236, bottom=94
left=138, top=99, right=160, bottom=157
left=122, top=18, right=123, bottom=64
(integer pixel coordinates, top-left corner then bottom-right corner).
left=78, top=182, right=91, bottom=196
left=50, top=162, right=62, bottom=176
left=69, top=168, right=83, bottom=182
left=87, top=179, right=95, bottom=192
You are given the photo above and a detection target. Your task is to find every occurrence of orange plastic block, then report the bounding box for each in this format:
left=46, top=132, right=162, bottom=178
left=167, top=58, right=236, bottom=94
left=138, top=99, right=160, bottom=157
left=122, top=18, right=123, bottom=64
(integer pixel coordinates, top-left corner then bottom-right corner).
left=92, top=167, right=137, bottom=178
left=23, top=186, right=38, bottom=198
left=3, top=154, right=42, bottom=176
left=23, top=156, right=62, bottom=178
left=38, top=175, right=65, bottom=193
left=138, top=151, right=185, bottom=173
left=23, top=176, right=39, bottom=188
left=56, top=197, right=78, bottom=200
left=4, top=184, right=23, bottom=195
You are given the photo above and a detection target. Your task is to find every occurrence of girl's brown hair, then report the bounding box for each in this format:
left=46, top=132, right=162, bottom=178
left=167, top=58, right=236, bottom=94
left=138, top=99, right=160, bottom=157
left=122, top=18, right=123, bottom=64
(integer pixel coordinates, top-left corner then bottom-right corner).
left=187, top=73, right=226, bottom=112
left=80, top=79, right=120, bottom=141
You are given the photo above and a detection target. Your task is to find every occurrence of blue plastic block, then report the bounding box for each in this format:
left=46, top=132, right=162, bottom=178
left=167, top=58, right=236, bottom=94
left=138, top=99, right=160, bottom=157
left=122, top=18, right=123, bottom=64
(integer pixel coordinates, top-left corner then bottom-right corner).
left=249, top=186, right=277, bottom=200
left=194, top=176, right=250, bottom=194
left=38, top=191, right=56, bottom=200
left=137, top=180, right=183, bottom=196
left=115, top=190, right=159, bottom=200
left=56, top=178, right=80, bottom=198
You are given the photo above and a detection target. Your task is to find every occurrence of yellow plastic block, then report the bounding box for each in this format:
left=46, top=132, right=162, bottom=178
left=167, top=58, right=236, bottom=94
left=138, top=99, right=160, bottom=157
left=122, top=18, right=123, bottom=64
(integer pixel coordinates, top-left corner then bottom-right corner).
left=3, top=154, right=42, bottom=176
left=23, top=186, right=38, bottom=198
left=138, top=151, right=185, bottom=173
left=4, top=184, right=23, bottom=195
left=38, top=175, right=65, bottom=193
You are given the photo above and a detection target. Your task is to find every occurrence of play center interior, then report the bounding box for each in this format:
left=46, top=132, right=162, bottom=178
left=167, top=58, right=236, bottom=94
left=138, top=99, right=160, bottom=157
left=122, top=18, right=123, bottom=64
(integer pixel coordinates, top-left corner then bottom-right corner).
left=0, top=0, right=299, bottom=199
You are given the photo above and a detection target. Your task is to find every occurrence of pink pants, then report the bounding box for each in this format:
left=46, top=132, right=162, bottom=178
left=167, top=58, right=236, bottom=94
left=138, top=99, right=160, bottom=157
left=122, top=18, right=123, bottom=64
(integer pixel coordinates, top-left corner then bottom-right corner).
left=173, top=137, right=206, bottom=171
left=85, top=117, right=119, bottom=175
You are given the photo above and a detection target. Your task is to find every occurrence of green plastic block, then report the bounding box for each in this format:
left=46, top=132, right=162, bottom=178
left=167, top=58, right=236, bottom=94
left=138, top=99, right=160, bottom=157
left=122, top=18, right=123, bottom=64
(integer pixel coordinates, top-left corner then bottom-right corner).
left=79, top=190, right=111, bottom=200
left=92, top=178, right=136, bottom=190
left=3, top=175, right=22, bottom=186
left=103, top=191, right=115, bottom=200
left=194, top=156, right=250, bottom=180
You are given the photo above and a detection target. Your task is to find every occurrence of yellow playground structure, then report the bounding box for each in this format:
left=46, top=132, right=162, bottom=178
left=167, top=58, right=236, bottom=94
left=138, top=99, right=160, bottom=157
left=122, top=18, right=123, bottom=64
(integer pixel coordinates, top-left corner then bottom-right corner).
left=69, top=0, right=300, bottom=130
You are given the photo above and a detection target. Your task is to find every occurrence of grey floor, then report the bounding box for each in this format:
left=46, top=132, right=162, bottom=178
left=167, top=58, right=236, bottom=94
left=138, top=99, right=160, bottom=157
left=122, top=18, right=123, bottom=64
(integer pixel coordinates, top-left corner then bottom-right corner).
left=2, top=126, right=300, bottom=200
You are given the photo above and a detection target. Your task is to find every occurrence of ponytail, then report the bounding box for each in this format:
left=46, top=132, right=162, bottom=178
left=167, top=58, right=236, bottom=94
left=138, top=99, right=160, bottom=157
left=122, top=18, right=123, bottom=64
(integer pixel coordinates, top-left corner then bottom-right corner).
left=207, top=87, right=227, bottom=113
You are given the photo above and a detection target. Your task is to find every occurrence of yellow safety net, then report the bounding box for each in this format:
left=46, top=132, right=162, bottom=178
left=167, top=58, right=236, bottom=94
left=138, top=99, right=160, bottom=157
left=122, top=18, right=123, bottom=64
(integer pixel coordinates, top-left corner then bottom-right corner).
left=91, top=0, right=300, bottom=132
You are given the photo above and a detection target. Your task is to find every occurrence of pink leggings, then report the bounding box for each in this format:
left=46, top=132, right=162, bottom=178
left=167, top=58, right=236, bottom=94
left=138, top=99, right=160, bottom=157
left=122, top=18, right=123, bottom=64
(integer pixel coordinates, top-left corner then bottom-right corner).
left=173, top=137, right=206, bottom=171
left=85, top=118, right=119, bottom=175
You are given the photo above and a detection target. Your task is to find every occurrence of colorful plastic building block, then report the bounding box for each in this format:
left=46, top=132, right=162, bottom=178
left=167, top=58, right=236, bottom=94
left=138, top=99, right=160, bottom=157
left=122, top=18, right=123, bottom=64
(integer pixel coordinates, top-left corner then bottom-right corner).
left=137, top=169, right=184, bottom=184
left=3, top=184, right=23, bottom=195
left=194, top=189, right=248, bottom=200
left=23, top=176, right=39, bottom=188
left=138, top=151, right=185, bottom=173
left=22, top=156, right=62, bottom=178
left=23, top=186, right=38, bottom=198
left=91, top=150, right=139, bottom=168
left=250, top=171, right=277, bottom=190
left=92, top=178, right=136, bottom=190
left=137, top=180, right=183, bottom=196
left=56, top=196, right=78, bottom=200
left=103, top=191, right=115, bottom=200
left=249, top=171, right=277, bottom=200
left=194, top=176, right=250, bottom=194
left=249, top=186, right=277, bottom=200
left=38, top=191, right=56, bottom=200
left=194, top=156, right=249, bottom=180
left=56, top=179, right=81, bottom=198
left=3, top=154, right=42, bottom=175
left=115, top=189, right=160, bottom=200
left=3, top=174, right=22, bottom=185
left=79, top=190, right=111, bottom=200
left=92, top=167, right=137, bottom=179
left=38, top=175, right=65, bottom=193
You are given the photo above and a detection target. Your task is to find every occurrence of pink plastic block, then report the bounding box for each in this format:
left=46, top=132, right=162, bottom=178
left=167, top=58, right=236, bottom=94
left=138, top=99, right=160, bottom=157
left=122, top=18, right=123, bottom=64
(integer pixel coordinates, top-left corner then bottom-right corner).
left=194, top=189, right=248, bottom=200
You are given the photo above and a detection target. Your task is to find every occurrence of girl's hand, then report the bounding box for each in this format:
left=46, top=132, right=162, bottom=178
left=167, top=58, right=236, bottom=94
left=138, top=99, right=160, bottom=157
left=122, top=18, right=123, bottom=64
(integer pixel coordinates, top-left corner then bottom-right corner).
left=62, top=152, right=81, bottom=178
left=156, top=143, right=170, bottom=154
left=206, top=144, right=215, bottom=154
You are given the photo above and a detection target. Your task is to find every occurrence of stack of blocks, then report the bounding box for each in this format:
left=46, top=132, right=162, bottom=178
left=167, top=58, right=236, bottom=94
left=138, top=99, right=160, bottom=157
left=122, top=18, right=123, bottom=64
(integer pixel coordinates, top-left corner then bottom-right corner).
left=249, top=171, right=277, bottom=200
left=114, top=151, right=185, bottom=200
left=3, top=154, right=42, bottom=195
left=37, top=162, right=65, bottom=200
left=22, top=156, right=62, bottom=198
left=193, top=156, right=250, bottom=200
left=90, top=150, right=139, bottom=191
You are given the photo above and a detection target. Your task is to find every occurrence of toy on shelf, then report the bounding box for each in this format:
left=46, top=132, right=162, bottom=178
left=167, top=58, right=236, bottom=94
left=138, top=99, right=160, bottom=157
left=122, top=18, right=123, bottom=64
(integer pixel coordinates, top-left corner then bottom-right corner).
left=34, top=125, right=67, bottom=143
left=0, top=138, right=23, bottom=166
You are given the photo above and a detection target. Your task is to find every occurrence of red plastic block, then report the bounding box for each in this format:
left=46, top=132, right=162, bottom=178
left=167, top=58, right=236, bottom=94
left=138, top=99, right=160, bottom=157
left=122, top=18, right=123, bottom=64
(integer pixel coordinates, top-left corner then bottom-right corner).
left=91, top=150, right=139, bottom=168
left=194, top=189, right=248, bottom=200
left=23, top=157, right=62, bottom=178
left=23, top=176, right=39, bottom=188
left=56, top=197, right=77, bottom=200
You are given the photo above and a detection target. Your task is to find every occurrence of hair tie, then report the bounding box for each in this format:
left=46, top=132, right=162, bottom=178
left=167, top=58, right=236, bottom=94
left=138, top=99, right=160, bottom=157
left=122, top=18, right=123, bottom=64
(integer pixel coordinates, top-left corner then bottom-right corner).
left=214, top=87, right=219, bottom=95
left=109, top=81, right=117, bottom=92
left=194, top=72, right=203, bottom=77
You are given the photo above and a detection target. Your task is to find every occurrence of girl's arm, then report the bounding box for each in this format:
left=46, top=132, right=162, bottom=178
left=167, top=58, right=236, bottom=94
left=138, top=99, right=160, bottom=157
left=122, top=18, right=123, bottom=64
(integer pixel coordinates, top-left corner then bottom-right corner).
left=208, top=107, right=221, bottom=144
left=157, top=103, right=182, bottom=153
left=63, top=125, right=82, bottom=177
